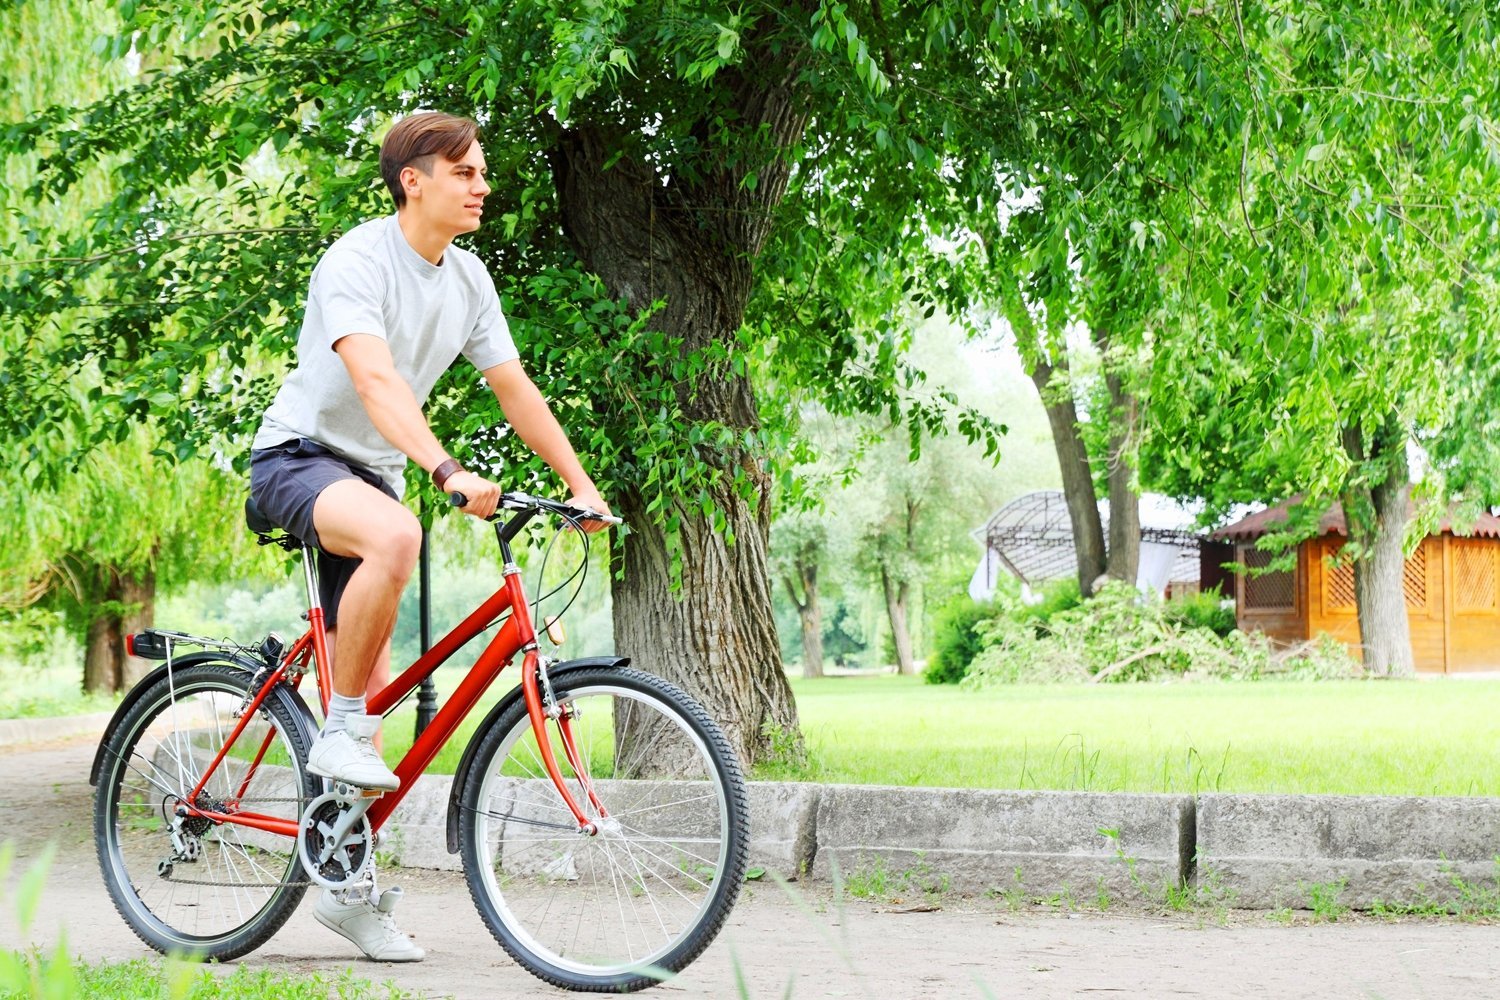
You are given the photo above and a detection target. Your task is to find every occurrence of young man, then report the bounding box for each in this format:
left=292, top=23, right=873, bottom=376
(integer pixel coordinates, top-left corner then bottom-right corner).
left=250, top=112, right=610, bottom=962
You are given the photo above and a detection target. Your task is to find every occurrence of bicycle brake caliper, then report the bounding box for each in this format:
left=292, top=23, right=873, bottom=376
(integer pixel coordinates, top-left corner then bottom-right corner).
left=539, top=657, right=563, bottom=719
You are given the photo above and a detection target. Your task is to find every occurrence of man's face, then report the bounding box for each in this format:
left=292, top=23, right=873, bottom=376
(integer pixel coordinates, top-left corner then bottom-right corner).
left=404, top=140, right=490, bottom=235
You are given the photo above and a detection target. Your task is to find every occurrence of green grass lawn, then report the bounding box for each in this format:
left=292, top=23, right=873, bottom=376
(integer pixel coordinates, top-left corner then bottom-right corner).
left=379, top=670, right=1500, bottom=797
left=0, top=656, right=119, bottom=721
left=773, top=673, right=1500, bottom=797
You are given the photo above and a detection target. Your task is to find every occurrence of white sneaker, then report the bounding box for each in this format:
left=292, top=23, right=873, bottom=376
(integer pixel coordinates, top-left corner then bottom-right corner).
left=314, top=886, right=424, bottom=962
left=307, top=715, right=399, bottom=791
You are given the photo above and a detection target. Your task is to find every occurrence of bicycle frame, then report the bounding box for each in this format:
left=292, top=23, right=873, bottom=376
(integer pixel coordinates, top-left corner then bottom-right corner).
left=181, top=509, right=602, bottom=844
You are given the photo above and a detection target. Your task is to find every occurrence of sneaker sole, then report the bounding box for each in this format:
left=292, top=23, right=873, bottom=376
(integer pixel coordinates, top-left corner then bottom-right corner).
left=313, top=908, right=425, bottom=962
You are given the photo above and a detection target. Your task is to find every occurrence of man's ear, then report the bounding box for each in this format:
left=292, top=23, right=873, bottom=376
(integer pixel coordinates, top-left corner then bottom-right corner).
left=400, top=165, right=423, bottom=201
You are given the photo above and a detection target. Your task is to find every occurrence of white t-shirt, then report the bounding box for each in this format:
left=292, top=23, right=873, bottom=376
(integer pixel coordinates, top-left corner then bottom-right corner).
left=253, top=215, right=519, bottom=494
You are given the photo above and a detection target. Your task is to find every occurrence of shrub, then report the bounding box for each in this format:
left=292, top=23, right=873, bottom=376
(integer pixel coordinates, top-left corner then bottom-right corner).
left=924, top=595, right=997, bottom=684
left=964, top=582, right=1361, bottom=686
left=1164, top=587, right=1236, bottom=636
left=1026, top=578, right=1082, bottom=634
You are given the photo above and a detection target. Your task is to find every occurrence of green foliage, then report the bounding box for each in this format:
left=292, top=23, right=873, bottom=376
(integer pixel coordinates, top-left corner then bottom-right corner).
left=0, top=654, right=119, bottom=720
left=965, top=583, right=1361, bottom=686
left=1302, top=879, right=1351, bottom=923
left=1371, top=858, right=1500, bottom=921
left=841, top=854, right=949, bottom=904
left=1023, top=579, right=1083, bottom=633
left=1162, top=589, right=1236, bottom=638
left=0, top=0, right=1007, bottom=528
left=923, top=594, right=994, bottom=685
left=0, top=842, right=76, bottom=1000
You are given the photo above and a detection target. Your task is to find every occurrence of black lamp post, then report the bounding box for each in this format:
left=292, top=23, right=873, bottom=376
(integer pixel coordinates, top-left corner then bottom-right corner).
left=414, top=509, right=438, bottom=737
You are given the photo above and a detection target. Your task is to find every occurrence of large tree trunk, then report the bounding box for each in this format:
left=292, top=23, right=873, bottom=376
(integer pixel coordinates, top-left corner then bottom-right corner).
left=782, top=554, right=824, bottom=679
left=1029, top=354, right=1107, bottom=595
left=1342, top=417, right=1414, bottom=677
left=881, top=568, right=916, bottom=675
left=120, top=570, right=155, bottom=686
left=81, top=567, right=156, bottom=694
left=554, top=22, right=811, bottom=764
left=1103, top=366, right=1140, bottom=586
left=83, top=609, right=120, bottom=695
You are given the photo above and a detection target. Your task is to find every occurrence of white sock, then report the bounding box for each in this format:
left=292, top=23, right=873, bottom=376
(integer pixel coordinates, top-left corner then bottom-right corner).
left=324, top=693, right=366, bottom=736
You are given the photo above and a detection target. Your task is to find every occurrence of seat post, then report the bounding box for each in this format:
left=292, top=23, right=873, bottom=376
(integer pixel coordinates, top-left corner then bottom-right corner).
left=301, top=544, right=322, bottom=616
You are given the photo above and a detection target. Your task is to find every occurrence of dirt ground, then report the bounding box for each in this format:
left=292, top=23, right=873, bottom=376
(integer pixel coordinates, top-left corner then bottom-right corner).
left=3, top=737, right=1499, bottom=1000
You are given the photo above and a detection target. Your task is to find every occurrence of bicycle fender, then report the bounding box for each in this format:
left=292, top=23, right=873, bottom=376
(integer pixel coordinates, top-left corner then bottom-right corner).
left=445, top=655, right=630, bottom=854
left=88, top=651, right=317, bottom=787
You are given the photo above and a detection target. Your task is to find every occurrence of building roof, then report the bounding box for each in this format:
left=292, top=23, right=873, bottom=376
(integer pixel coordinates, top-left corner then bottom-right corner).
left=972, top=490, right=1201, bottom=586
left=1213, top=501, right=1500, bottom=542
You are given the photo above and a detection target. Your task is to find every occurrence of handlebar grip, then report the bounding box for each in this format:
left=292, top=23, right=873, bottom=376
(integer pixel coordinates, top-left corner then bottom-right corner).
left=449, top=491, right=468, bottom=508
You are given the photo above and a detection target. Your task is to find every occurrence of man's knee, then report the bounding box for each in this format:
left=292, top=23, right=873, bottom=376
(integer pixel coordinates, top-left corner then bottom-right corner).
left=314, top=480, right=422, bottom=569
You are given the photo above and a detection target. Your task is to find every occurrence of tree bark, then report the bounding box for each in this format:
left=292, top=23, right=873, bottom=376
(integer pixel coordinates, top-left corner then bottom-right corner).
left=1029, top=354, right=1107, bottom=595
left=552, top=20, right=812, bottom=765
left=80, top=567, right=156, bottom=694
left=881, top=567, right=916, bottom=675
left=1342, top=417, right=1415, bottom=677
left=1103, top=366, right=1140, bottom=586
left=611, top=483, right=798, bottom=762
left=83, top=609, right=120, bottom=695
left=781, top=553, right=824, bottom=679
left=120, top=569, right=155, bottom=686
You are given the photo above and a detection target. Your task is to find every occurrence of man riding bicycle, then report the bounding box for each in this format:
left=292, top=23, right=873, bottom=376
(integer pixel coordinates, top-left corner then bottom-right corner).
left=249, top=111, right=609, bottom=962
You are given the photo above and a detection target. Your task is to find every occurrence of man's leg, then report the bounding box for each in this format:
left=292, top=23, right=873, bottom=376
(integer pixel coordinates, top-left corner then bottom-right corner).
left=322, top=631, right=393, bottom=752
left=308, top=481, right=425, bottom=962
left=314, top=480, right=420, bottom=698
left=305, top=479, right=420, bottom=791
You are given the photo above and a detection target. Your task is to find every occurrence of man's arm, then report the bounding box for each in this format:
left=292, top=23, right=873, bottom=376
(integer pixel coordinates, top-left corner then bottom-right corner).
left=335, top=333, right=501, bottom=518
left=482, top=359, right=611, bottom=527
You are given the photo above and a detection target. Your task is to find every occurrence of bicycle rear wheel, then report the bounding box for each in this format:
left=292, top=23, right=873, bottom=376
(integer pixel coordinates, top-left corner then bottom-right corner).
left=94, top=660, right=318, bottom=960
left=459, top=667, right=748, bottom=992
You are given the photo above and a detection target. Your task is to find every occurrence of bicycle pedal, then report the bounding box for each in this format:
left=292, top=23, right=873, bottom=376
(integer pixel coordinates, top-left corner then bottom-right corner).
left=331, top=780, right=384, bottom=800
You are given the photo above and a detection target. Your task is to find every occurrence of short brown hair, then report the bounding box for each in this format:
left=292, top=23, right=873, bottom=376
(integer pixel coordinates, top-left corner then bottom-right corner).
left=379, top=112, right=479, bottom=207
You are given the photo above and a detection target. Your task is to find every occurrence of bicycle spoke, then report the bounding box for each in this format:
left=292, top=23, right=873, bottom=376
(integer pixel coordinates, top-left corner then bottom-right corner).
left=97, top=665, right=312, bottom=959
left=463, top=671, right=745, bottom=988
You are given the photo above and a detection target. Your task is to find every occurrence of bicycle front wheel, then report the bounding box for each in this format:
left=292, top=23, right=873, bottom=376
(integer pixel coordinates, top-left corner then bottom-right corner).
left=94, top=660, right=318, bottom=960
left=459, top=667, right=749, bottom=992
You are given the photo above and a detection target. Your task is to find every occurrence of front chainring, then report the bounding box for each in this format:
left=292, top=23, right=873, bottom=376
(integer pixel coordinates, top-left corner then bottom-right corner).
left=296, top=790, right=374, bottom=890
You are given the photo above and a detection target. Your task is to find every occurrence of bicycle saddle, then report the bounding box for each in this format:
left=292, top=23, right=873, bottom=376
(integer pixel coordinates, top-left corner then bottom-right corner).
left=244, top=496, right=277, bottom=535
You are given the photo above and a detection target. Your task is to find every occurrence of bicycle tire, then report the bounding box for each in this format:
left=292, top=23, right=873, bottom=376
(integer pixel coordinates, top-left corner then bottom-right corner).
left=94, top=659, right=318, bottom=960
left=458, top=667, right=749, bottom=992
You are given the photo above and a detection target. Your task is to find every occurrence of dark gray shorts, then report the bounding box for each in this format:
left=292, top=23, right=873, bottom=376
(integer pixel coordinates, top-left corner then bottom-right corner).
left=249, top=438, right=400, bottom=628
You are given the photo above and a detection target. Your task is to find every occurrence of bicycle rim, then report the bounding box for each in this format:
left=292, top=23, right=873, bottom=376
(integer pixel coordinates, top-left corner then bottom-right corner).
left=96, top=663, right=314, bottom=957
left=464, top=669, right=747, bottom=990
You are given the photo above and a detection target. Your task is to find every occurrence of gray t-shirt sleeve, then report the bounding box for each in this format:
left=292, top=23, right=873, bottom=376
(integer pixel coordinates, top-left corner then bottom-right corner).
left=462, top=280, right=520, bottom=371
left=313, top=249, right=388, bottom=350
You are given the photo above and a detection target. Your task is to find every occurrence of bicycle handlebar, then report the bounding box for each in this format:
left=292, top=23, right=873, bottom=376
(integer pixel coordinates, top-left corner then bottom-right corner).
left=449, top=490, right=624, bottom=526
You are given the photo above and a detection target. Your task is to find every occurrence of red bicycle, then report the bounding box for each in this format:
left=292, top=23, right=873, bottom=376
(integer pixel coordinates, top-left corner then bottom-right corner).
left=89, top=491, right=749, bottom=992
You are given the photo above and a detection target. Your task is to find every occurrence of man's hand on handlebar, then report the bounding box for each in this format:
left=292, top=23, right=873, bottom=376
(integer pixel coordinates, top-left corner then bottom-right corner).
left=446, top=469, right=502, bottom=519
left=565, top=489, right=614, bottom=533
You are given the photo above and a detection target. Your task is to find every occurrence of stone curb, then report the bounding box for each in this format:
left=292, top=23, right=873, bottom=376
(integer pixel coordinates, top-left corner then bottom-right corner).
left=1197, top=794, right=1500, bottom=909
left=377, top=776, right=1500, bottom=911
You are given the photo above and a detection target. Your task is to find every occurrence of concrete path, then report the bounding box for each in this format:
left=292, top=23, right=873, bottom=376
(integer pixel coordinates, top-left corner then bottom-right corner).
left=3, top=737, right=1499, bottom=999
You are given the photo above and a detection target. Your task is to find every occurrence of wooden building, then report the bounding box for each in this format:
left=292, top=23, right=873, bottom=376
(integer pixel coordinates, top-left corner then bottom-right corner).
left=1213, top=504, right=1500, bottom=673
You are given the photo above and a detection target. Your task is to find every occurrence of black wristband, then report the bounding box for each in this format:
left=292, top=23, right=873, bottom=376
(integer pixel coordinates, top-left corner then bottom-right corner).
left=431, top=458, right=464, bottom=490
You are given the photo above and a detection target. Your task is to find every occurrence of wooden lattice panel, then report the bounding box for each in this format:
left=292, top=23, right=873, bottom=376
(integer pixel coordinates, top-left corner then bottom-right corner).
left=1242, top=547, right=1295, bottom=610
left=1403, top=545, right=1427, bottom=609
left=1325, top=560, right=1356, bottom=610
left=1455, top=541, right=1498, bottom=614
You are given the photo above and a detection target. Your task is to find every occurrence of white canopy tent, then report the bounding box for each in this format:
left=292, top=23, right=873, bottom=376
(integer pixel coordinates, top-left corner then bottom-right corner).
left=968, top=491, right=1201, bottom=601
